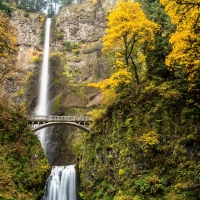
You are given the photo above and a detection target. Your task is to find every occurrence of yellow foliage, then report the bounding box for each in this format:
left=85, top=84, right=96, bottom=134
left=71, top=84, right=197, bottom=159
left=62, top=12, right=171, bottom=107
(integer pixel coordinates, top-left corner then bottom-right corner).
left=92, top=0, right=98, bottom=6
left=102, top=0, right=159, bottom=84
left=102, top=1, right=158, bottom=52
left=87, top=109, right=106, bottom=120
left=119, top=169, right=125, bottom=176
left=14, top=88, right=24, bottom=97
left=160, top=0, right=200, bottom=99
left=88, top=67, right=132, bottom=105
left=31, top=54, right=42, bottom=63
left=43, top=164, right=51, bottom=172
left=139, top=131, right=160, bottom=146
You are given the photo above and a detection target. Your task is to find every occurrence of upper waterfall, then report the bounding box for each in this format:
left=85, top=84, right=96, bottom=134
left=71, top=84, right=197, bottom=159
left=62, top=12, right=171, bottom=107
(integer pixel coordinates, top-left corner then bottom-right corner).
left=35, top=18, right=52, bottom=116
left=34, top=18, right=52, bottom=152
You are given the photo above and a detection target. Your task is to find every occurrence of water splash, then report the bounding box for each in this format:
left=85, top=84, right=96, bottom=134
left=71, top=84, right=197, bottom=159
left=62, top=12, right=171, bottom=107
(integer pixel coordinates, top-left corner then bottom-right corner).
left=43, top=165, right=77, bottom=200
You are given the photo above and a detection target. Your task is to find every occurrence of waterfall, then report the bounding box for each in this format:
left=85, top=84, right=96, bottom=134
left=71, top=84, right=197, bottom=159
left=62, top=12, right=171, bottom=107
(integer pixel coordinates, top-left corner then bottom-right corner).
left=43, top=165, right=77, bottom=200
left=34, top=18, right=77, bottom=200
left=35, top=18, right=52, bottom=152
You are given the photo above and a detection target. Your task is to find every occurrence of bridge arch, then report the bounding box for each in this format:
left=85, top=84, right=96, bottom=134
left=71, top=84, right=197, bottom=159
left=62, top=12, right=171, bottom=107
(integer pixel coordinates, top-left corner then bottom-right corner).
left=31, top=122, right=90, bottom=132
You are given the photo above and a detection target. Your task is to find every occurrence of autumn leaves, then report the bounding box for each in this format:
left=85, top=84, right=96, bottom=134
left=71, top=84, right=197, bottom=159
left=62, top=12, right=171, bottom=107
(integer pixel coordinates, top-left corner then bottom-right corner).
left=89, top=0, right=200, bottom=109
left=160, top=0, right=200, bottom=107
left=89, top=1, right=159, bottom=105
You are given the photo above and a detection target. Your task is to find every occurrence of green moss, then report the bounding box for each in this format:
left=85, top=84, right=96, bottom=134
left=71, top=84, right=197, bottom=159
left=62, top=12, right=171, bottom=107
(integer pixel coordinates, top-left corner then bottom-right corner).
left=78, top=83, right=200, bottom=199
left=63, top=41, right=79, bottom=52
left=52, top=95, right=61, bottom=113
left=0, top=102, right=49, bottom=199
left=40, top=30, right=45, bottom=42
left=23, top=12, right=29, bottom=18
left=56, top=33, right=64, bottom=40
left=119, top=169, right=125, bottom=176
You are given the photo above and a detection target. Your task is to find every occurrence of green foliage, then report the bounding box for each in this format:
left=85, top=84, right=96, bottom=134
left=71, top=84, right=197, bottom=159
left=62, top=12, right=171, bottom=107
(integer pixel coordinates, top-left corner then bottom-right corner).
left=134, top=174, right=164, bottom=194
left=61, top=0, right=73, bottom=6
left=15, top=0, right=47, bottom=13
left=63, top=41, right=79, bottom=52
left=78, top=82, right=200, bottom=199
left=52, top=95, right=61, bottom=113
left=56, top=32, right=64, bottom=40
left=40, top=30, right=45, bottom=43
left=114, top=195, right=138, bottom=200
left=0, top=101, right=49, bottom=199
left=23, top=12, right=30, bottom=18
left=136, top=0, right=175, bottom=81
left=0, top=0, right=13, bottom=16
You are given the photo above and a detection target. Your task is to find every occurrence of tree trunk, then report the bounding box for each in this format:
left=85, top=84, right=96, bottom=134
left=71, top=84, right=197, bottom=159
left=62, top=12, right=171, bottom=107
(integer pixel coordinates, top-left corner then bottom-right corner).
left=130, top=56, right=139, bottom=85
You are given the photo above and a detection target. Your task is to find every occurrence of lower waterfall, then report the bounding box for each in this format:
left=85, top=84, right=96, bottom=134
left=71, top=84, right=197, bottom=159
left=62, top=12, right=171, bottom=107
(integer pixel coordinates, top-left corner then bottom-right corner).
left=42, top=165, right=77, bottom=200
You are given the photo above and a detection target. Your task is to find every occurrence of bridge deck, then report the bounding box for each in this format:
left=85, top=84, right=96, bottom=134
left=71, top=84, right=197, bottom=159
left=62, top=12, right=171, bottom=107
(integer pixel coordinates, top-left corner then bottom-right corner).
left=27, top=115, right=92, bottom=123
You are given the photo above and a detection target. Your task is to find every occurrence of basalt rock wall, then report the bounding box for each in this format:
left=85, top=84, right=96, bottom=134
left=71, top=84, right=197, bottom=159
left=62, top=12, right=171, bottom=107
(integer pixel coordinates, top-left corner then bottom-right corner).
left=7, top=0, right=118, bottom=165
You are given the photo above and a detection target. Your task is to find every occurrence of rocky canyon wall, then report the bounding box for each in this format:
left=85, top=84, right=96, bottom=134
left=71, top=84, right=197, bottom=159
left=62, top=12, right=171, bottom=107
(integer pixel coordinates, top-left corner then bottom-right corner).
left=9, top=0, right=118, bottom=110
left=6, top=0, right=118, bottom=165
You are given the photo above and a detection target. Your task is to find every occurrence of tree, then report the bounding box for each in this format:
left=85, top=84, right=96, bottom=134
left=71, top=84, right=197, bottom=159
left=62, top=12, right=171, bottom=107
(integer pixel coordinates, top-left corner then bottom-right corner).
left=7, top=0, right=48, bottom=12
left=0, top=11, right=17, bottom=84
left=0, top=0, right=13, bottom=16
left=102, top=0, right=159, bottom=84
left=160, top=0, right=200, bottom=107
left=137, top=0, right=175, bottom=81
left=88, top=62, right=132, bottom=105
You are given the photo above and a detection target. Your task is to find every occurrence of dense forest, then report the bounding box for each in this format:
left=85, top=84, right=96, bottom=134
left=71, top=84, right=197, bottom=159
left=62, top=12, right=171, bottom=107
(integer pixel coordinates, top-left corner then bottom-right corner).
left=0, top=0, right=200, bottom=199
left=78, top=0, right=200, bottom=199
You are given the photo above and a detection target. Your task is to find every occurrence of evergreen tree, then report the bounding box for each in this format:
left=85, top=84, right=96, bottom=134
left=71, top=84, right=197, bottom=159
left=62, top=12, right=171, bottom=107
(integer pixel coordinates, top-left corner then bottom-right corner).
left=61, top=0, right=73, bottom=6
left=47, top=0, right=55, bottom=17
left=0, top=0, right=13, bottom=16
left=137, top=0, right=175, bottom=81
left=7, top=0, right=48, bottom=12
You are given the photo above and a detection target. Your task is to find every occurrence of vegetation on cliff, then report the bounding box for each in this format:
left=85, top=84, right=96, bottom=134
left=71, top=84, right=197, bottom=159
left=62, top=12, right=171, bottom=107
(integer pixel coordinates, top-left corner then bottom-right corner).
left=79, top=82, right=200, bottom=200
left=78, top=0, right=200, bottom=199
left=0, top=11, right=18, bottom=84
left=0, top=102, right=49, bottom=199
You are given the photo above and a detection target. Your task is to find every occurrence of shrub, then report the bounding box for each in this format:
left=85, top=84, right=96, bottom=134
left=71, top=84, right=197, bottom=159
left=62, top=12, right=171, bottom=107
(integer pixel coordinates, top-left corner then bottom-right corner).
left=40, top=30, right=44, bottom=42
left=23, top=12, right=29, bottom=18
left=134, top=175, right=164, bottom=194
left=56, top=33, right=64, bottom=40
left=63, top=41, right=79, bottom=52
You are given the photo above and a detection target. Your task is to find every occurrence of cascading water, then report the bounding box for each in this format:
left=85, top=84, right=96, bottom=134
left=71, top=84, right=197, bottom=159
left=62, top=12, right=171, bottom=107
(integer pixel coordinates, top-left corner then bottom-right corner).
left=35, top=18, right=52, bottom=152
left=35, top=18, right=77, bottom=200
left=43, top=165, right=77, bottom=200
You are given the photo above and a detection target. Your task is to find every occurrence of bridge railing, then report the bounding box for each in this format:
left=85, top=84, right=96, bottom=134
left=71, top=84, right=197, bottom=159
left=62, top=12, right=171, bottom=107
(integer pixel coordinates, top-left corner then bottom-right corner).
left=27, top=115, right=93, bottom=122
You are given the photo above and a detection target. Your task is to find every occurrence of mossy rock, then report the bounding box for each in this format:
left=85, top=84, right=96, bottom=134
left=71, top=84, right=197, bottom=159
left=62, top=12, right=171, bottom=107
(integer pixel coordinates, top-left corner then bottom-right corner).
left=0, top=102, right=49, bottom=199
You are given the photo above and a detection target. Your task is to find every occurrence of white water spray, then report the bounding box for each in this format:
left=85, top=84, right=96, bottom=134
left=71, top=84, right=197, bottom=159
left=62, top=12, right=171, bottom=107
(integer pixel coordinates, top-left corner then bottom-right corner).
left=36, top=18, right=51, bottom=115
left=35, top=18, right=52, bottom=152
left=43, top=165, right=77, bottom=200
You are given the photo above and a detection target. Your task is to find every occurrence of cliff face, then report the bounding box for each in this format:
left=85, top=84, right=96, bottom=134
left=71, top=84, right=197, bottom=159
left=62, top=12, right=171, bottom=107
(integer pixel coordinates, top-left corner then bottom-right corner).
left=41, top=0, right=117, bottom=165
left=1, top=10, right=45, bottom=107
left=6, top=0, right=117, bottom=165
left=9, top=0, right=117, bottom=109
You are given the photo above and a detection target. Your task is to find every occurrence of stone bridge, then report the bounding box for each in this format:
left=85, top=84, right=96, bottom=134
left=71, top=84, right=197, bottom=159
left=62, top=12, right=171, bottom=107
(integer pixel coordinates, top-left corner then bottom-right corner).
left=27, top=115, right=93, bottom=132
